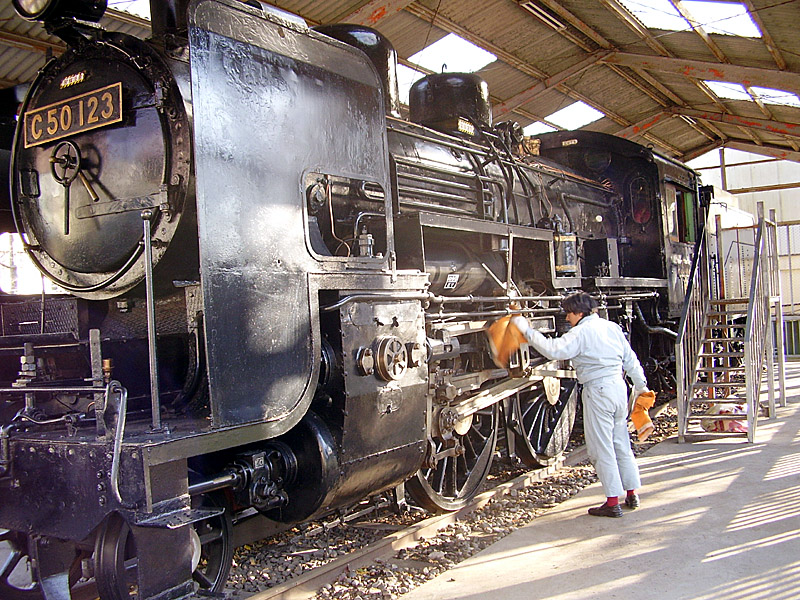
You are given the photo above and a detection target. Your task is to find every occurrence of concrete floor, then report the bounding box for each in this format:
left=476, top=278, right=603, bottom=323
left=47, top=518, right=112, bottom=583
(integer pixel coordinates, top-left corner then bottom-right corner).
left=405, top=364, right=800, bottom=600
left=3, top=367, right=799, bottom=599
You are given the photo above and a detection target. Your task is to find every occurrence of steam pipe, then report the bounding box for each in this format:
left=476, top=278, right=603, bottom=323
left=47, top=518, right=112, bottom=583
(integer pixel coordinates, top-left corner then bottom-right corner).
left=634, top=302, right=677, bottom=340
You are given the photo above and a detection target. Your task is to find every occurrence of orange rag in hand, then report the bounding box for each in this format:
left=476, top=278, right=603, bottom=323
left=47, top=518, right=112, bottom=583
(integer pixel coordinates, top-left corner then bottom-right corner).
left=487, top=315, right=527, bottom=368
left=631, top=390, right=656, bottom=442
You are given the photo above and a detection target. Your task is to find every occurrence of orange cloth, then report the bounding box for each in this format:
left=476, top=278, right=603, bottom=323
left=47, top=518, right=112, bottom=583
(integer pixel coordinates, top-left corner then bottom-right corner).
left=631, top=390, right=656, bottom=442
left=487, top=315, right=527, bottom=368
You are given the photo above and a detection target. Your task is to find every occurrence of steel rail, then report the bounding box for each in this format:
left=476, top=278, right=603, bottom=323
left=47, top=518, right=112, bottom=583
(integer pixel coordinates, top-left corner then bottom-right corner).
left=240, top=448, right=589, bottom=600
left=237, top=397, right=675, bottom=600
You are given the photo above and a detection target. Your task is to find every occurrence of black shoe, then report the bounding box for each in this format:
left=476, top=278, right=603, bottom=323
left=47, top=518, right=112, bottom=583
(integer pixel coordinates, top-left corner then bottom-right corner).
left=624, top=494, right=640, bottom=509
left=588, top=503, right=623, bottom=518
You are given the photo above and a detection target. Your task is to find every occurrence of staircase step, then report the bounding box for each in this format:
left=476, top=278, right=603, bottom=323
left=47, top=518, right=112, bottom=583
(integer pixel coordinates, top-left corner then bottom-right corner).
left=704, top=323, right=745, bottom=328
left=700, top=337, right=743, bottom=343
left=687, top=413, right=747, bottom=420
left=688, top=396, right=747, bottom=403
left=692, top=381, right=745, bottom=390
left=710, top=298, right=749, bottom=305
left=698, top=352, right=744, bottom=358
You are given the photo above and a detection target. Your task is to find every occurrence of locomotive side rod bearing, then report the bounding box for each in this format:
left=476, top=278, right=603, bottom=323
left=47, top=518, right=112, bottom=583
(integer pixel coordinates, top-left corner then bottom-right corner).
left=447, top=367, right=576, bottom=423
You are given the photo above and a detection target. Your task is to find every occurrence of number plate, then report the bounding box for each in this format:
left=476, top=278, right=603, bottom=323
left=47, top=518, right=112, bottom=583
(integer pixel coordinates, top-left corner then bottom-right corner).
left=23, top=82, right=122, bottom=148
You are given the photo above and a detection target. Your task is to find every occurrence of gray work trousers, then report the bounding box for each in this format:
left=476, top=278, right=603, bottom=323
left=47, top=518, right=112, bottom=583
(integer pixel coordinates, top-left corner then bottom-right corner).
left=582, top=376, right=641, bottom=498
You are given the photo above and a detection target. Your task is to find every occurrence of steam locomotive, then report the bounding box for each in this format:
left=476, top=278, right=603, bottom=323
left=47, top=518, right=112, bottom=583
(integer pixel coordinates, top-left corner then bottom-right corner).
left=0, top=0, right=706, bottom=598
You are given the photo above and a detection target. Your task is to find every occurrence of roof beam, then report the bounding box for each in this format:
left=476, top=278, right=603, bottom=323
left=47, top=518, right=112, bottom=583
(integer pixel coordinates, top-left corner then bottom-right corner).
left=725, top=141, right=800, bottom=163
left=601, top=52, right=800, bottom=95
left=598, top=1, right=782, bottom=144
left=519, top=0, right=612, bottom=50
left=0, top=30, right=63, bottom=54
left=492, top=51, right=610, bottom=118
left=741, top=0, right=787, bottom=71
left=406, top=3, right=549, bottom=80
left=669, top=108, right=800, bottom=139
left=340, top=0, right=416, bottom=26
left=507, top=2, right=682, bottom=152
left=682, top=139, right=723, bottom=162
left=727, top=181, right=800, bottom=195
left=615, top=111, right=671, bottom=139
left=406, top=5, right=635, bottom=125
left=598, top=0, right=671, bottom=55
left=669, top=0, right=782, bottom=145
left=670, top=107, right=800, bottom=142
left=670, top=1, right=727, bottom=63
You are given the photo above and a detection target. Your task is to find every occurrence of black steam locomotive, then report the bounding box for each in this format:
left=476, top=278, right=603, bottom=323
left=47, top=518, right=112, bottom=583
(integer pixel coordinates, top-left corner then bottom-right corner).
left=0, top=0, right=705, bottom=598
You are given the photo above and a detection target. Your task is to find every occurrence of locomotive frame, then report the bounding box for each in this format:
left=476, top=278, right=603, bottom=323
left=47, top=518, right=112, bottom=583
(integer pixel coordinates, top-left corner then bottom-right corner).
left=0, top=1, right=707, bottom=599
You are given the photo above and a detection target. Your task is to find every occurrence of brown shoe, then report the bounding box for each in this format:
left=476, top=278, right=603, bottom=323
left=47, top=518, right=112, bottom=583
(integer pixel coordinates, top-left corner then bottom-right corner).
left=588, top=503, right=623, bottom=518
left=624, top=494, right=640, bottom=509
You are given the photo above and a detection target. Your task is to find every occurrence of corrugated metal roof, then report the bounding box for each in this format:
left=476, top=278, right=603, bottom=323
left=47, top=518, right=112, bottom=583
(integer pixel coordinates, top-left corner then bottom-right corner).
left=1, top=0, right=799, bottom=161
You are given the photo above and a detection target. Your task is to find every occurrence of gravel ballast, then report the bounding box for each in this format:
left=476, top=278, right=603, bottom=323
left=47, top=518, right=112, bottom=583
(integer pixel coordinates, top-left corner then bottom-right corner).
left=226, top=404, right=679, bottom=599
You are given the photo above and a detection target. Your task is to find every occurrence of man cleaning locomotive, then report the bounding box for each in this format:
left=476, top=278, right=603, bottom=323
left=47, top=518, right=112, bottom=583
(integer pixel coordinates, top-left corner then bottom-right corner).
left=506, top=292, right=651, bottom=518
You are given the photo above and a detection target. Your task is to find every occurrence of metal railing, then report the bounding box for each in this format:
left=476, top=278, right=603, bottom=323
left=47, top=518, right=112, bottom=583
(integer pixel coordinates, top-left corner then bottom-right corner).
left=676, top=222, right=711, bottom=442
left=742, top=216, right=779, bottom=441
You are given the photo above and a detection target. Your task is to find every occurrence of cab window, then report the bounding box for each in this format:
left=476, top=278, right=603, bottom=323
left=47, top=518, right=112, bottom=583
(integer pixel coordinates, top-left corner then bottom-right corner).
left=666, top=184, right=696, bottom=244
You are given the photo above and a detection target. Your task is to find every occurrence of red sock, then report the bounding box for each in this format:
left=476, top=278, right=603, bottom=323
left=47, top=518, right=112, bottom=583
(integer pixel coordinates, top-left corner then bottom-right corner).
left=606, top=497, right=619, bottom=507
left=626, top=490, right=636, bottom=497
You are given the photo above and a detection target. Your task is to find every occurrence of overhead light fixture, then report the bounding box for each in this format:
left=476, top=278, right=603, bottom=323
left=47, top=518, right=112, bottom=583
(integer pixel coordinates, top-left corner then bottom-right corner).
left=520, top=2, right=566, bottom=31
left=13, top=0, right=107, bottom=23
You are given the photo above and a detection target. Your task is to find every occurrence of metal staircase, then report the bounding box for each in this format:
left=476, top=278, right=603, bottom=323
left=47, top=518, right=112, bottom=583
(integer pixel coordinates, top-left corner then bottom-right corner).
left=676, top=209, right=785, bottom=443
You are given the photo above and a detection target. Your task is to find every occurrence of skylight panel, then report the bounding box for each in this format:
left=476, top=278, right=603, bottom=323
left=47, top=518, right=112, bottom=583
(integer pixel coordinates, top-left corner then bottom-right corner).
left=545, top=102, right=604, bottom=130
left=397, top=64, right=427, bottom=106
left=704, top=81, right=800, bottom=107
left=618, top=0, right=760, bottom=37
left=681, top=1, right=760, bottom=37
left=617, top=0, right=688, bottom=31
left=750, top=86, right=800, bottom=108
left=704, top=81, right=751, bottom=101
left=408, top=33, right=496, bottom=74
left=523, top=122, right=557, bottom=136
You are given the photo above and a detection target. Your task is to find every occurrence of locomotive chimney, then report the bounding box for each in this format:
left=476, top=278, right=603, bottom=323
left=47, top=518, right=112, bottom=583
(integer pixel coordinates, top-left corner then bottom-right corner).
left=313, top=24, right=401, bottom=118
left=149, top=0, right=190, bottom=40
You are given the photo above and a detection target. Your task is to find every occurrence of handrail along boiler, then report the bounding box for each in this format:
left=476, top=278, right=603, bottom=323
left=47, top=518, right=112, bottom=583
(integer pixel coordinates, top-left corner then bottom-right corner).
left=0, top=1, right=707, bottom=598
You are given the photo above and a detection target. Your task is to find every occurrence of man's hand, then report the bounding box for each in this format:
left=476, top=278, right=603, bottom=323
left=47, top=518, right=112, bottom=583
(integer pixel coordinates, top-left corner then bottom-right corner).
left=510, top=315, right=529, bottom=334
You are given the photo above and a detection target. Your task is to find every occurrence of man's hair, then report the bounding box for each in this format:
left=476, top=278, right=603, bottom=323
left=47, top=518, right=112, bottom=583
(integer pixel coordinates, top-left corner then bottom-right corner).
left=561, top=292, right=598, bottom=316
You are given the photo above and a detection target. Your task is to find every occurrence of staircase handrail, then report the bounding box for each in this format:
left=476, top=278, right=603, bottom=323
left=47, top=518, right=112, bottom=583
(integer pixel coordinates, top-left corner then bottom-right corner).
left=742, top=217, right=777, bottom=441
left=676, top=221, right=711, bottom=441
left=743, top=219, right=767, bottom=345
left=677, top=221, right=709, bottom=344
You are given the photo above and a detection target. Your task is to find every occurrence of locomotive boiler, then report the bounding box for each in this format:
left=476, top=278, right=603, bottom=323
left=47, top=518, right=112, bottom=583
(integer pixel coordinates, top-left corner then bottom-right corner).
left=0, top=1, right=706, bottom=598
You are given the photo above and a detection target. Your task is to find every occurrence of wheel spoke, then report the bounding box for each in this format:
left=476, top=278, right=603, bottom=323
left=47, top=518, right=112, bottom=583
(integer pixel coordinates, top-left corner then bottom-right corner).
left=1, top=550, right=24, bottom=580
left=406, top=404, right=498, bottom=512
left=514, top=381, right=577, bottom=468
left=193, top=569, right=213, bottom=589
left=197, top=529, right=223, bottom=545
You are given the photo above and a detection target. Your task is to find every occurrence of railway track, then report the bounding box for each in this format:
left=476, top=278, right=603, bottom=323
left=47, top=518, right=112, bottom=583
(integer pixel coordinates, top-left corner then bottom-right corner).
left=229, top=402, right=676, bottom=600
left=242, top=450, right=589, bottom=600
